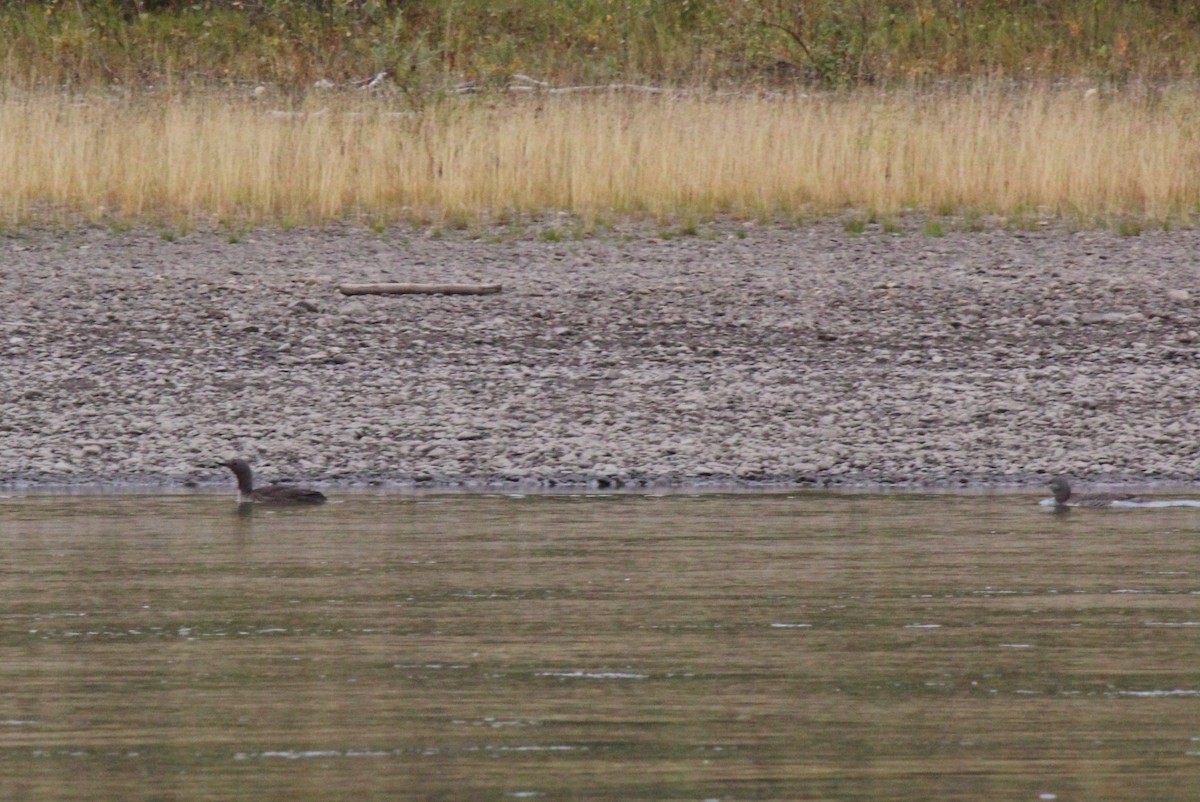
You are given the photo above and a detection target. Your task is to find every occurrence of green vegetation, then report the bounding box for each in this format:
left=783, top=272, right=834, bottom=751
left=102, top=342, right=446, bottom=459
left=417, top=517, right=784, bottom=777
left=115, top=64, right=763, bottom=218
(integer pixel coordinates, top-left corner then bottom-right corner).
left=1115, top=216, right=1144, bottom=236
left=4, top=1, right=1200, bottom=91
left=4, top=3, right=1200, bottom=227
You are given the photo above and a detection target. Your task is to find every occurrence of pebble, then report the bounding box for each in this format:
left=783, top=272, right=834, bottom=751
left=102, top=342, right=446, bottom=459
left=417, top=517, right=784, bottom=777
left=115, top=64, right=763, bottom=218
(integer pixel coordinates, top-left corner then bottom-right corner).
left=1, top=221, right=1198, bottom=489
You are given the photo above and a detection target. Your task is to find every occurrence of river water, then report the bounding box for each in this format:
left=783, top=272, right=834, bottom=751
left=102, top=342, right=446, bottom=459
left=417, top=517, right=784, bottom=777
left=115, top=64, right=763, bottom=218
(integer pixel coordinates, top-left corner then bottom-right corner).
left=0, top=490, right=1197, bottom=801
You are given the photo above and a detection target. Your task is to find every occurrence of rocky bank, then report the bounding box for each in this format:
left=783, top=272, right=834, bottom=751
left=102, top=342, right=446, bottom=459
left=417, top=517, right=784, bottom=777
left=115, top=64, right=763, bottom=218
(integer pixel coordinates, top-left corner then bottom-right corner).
left=2, top=220, right=1198, bottom=490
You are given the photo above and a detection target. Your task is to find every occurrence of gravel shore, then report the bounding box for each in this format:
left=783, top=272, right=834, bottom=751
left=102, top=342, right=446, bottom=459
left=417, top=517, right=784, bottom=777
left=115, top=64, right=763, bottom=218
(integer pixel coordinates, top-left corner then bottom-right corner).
left=3, top=220, right=1199, bottom=490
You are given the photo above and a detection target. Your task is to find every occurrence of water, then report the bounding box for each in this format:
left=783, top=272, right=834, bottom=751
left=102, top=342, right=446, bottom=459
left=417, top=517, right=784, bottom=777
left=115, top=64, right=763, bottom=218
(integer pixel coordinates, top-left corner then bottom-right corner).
left=0, top=490, right=1197, bottom=801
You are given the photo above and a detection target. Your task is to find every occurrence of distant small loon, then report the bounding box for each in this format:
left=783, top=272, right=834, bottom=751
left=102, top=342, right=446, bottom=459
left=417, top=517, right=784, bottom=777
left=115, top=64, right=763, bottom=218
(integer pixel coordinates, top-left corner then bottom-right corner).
left=1048, top=476, right=1140, bottom=508
left=220, top=459, right=327, bottom=505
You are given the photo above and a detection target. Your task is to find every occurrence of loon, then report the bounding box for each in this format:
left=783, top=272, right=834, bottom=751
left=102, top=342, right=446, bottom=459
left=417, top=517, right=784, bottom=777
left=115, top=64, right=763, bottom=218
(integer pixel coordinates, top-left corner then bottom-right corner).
left=1048, top=476, right=1139, bottom=508
left=220, top=458, right=327, bottom=505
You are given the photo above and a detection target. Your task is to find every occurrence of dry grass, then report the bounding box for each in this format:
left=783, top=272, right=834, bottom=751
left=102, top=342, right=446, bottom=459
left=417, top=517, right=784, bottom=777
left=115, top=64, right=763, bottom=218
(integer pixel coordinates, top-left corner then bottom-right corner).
left=2, top=86, right=1199, bottom=228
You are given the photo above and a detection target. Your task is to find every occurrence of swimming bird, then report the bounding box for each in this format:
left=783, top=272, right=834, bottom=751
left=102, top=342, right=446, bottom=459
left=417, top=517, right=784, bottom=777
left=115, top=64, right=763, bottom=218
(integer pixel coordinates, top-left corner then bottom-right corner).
left=1047, top=476, right=1139, bottom=508
left=219, top=458, right=327, bottom=505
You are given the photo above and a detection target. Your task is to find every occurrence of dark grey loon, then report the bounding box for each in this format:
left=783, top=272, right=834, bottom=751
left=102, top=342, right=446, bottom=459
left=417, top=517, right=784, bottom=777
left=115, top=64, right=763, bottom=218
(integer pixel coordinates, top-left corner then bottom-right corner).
left=1048, top=476, right=1139, bottom=508
left=220, top=458, right=327, bottom=505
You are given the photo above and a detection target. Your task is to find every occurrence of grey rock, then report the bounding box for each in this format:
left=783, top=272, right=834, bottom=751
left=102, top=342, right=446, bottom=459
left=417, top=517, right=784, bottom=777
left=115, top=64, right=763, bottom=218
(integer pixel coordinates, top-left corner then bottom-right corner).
left=1080, top=311, right=1129, bottom=324
left=4, top=221, right=1200, bottom=489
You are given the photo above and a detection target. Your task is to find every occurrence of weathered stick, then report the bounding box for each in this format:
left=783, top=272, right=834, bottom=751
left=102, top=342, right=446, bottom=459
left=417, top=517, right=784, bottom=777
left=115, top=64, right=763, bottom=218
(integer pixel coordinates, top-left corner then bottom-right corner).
left=338, top=283, right=502, bottom=296
left=509, top=83, right=666, bottom=95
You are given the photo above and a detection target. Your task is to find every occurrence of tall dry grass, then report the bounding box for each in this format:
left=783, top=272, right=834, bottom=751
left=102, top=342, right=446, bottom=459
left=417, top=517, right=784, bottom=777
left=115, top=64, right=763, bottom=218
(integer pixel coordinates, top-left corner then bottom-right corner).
left=1, top=87, right=1199, bottom=227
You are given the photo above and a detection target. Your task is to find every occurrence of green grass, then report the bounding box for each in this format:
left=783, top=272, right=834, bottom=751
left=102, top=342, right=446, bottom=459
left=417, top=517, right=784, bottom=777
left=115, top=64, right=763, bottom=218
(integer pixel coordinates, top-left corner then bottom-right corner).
left=7, top=4, right=1200, bottom=229
left=1115, top=217, right=1144, bottom=237
left=6, top=1, right=1200, bottom=91
left=921, top=219, right=945, bottom=238
left=961, top=208, right=986, bottom=232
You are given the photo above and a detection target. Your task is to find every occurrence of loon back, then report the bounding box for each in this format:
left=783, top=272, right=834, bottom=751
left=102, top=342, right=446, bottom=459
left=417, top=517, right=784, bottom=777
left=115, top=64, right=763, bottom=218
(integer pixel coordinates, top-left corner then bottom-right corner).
left=1048, top=476, right=1139, bottom=507
left=1071, top=491, right=1138, bottom=508
left=220, top=458, right=327, bottom=505
left=248, top=484, right=328, bottom=505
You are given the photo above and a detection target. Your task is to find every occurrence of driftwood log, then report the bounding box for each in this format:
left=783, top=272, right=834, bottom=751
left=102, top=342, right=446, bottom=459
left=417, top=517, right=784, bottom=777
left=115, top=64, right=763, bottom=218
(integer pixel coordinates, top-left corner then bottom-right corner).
left=338, top=283, right=502, bottom=297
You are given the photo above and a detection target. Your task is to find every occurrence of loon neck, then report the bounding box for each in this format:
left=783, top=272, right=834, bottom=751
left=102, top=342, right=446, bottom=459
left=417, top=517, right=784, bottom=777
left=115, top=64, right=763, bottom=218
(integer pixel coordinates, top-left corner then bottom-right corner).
left=224, top=461, right=256, bottom=495
left=1048, top=477, right=1072, bottom=505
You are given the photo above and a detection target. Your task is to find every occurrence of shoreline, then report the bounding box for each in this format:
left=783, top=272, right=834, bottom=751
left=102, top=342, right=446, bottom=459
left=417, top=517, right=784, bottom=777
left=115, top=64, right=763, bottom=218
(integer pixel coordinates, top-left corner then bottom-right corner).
left=4, top=220, right=1200, bottom=491
left=5, top=476, right=1199, bottom=497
